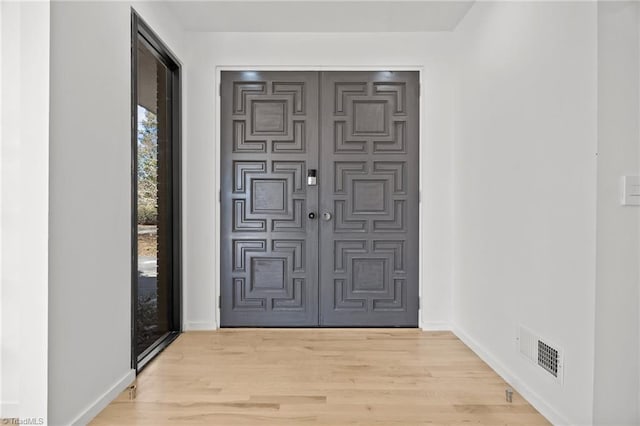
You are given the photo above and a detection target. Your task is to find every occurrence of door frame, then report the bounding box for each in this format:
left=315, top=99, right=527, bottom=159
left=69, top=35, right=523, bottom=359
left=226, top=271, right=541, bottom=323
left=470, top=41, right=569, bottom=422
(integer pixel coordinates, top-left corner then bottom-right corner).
left=131, top=10, right=183, bottom=372
left=214, top=66, right=424, bottom=329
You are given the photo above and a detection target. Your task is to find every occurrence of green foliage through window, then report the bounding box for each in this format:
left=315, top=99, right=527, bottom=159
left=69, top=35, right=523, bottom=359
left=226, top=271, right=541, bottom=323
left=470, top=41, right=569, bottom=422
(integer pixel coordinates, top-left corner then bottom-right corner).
left=137, top=106, right=158, bottom=225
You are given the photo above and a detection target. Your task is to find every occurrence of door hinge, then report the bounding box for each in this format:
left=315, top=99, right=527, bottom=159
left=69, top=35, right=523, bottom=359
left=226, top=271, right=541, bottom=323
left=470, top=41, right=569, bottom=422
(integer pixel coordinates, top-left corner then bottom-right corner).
left=219, top=83, right=222, bottom=97
left=218, top=295, right=222, bottom=309
left=418, top=296, right=421, bottom=309
left=218, top=189, right=221, bottom=203
left=419, top=191, right=422, bottom=203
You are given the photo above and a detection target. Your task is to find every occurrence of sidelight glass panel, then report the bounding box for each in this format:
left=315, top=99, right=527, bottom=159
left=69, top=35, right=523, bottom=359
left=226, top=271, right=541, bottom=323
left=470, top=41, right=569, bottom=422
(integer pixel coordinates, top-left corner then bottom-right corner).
left=135, top=37, right=172, bottom=360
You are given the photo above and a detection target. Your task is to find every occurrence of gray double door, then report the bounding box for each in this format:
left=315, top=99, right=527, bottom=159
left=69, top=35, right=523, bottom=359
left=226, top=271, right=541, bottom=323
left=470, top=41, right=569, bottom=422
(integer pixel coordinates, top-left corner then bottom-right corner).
left=220, top=71, right=419, bottom=327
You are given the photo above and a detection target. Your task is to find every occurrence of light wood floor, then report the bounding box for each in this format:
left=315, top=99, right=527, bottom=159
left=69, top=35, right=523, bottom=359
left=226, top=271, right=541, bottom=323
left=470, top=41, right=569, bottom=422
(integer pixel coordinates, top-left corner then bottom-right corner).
left=91, top=329, right=549, bottom=425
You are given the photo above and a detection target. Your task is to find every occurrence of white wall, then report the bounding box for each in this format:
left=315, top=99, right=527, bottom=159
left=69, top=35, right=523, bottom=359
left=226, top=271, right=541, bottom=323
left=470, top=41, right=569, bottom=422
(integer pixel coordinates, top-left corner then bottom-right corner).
left=453, top=2, right=598, bottom=425
left=183, top=32, right=456, bottom=331
left=0, top=0, right=50, bottom=421
left=48, top=2, right=186, bottom=424
left=594, top=2, right=640, bottom=425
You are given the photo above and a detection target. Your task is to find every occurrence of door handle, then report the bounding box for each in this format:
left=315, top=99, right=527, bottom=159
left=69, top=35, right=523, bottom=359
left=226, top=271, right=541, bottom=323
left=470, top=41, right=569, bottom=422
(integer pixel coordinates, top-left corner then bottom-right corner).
left=308, top=212, right=316, bottom=220
left=322, top=212, right=333, bottom=221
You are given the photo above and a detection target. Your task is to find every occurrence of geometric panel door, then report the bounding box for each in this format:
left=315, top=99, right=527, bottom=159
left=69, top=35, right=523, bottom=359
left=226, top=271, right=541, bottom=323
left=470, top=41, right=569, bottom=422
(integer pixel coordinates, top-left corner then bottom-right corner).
left=220, top=71, right=418, bottom=327
left=319, top=71, right=419, bottom=326
left=220, top=71, right=319, bottom=326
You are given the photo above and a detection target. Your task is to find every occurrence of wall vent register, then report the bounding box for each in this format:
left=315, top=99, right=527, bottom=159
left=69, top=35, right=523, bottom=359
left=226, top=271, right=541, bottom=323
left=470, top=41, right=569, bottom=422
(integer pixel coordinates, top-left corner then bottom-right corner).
left=537, top=340, right=559, bottom=378
left=517, top=325, right=564, bottom=384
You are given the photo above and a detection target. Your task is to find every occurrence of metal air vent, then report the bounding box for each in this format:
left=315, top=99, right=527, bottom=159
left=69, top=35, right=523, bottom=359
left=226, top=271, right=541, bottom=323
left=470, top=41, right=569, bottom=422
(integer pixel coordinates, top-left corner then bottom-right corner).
left=538, top=340, right=559, bottom=378
left=517, top=325, right=563, bottom=384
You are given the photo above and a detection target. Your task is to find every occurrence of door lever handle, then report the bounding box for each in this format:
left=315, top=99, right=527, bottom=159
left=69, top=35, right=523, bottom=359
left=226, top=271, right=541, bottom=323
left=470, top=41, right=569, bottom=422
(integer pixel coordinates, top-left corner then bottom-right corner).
left=322, top=212, right=333, bottom=221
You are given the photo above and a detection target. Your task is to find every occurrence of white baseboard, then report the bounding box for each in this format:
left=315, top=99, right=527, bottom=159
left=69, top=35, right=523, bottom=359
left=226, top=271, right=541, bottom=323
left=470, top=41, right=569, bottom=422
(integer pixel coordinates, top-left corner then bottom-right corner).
left=421, top=321, right=451, bottom=331
left=452, top=325, right=570, bottom=426
left=184, top=321, right=217, bottom=331
left=71, top=369, right=135, bottom=426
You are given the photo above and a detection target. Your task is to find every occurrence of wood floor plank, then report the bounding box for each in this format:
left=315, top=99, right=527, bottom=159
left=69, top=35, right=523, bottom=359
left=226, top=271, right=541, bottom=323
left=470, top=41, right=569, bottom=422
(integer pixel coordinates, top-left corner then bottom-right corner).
left=91, top=330, right=549, bottom=425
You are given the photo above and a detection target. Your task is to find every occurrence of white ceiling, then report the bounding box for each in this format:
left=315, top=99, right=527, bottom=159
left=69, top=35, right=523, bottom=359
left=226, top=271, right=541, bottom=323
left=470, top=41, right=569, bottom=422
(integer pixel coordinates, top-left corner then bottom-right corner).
left=164, top=1, right=476, bottom=32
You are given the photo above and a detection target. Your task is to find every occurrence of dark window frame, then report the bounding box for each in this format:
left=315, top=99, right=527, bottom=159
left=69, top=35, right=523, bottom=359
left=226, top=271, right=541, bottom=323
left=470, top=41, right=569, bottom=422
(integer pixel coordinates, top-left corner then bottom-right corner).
left=131, top=9, right=182, bottom=373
